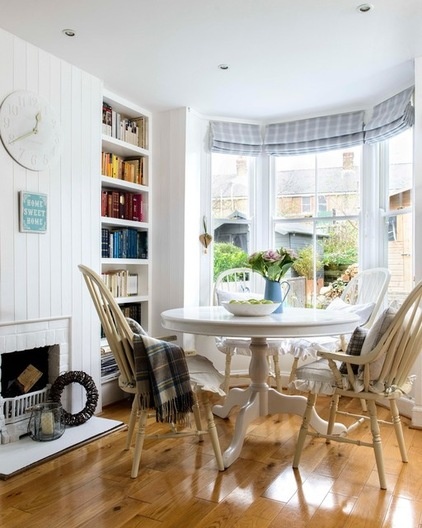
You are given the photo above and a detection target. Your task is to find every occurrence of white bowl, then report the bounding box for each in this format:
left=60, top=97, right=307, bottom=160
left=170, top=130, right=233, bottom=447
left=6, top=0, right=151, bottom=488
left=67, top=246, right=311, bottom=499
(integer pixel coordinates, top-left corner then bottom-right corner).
left=221, top=301, right=281, bottom=317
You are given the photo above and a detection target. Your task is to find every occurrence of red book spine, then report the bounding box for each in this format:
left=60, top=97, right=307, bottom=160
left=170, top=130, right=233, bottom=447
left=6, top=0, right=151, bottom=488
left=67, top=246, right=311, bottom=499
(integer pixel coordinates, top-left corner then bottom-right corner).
left=132, top=194, right=143, bottom=222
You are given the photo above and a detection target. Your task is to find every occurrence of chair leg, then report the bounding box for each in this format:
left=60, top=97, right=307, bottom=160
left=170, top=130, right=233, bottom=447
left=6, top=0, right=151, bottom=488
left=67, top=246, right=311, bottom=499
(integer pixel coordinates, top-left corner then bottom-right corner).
left=326, top=393, right=340, bottom=443
left=272, top=354, right=283, bottom=392
left=293, top=392, right=317, bottom=468
left=367, top=399, right=387, bottom=490
left=192, top=391, right=204, bottom=442
left=131, top=409, right=148, bottom=479
left=390, top=399, right=408, bottom=462
left=125, top=396, right=139, bottom=450
left=223, top=353, right=232, bottom=395
left=201, top=392, right=225, bottom=471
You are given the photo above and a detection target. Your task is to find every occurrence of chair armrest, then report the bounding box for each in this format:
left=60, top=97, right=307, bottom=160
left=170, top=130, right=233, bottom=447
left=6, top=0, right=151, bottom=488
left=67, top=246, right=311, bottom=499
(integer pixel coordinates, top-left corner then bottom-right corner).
left=317, top=349, right=368, bottom=366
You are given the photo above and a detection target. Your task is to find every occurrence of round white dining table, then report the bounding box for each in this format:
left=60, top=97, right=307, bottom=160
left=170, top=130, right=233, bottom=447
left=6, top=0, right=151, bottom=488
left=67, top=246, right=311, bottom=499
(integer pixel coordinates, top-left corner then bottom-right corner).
left=161, top=305, right=360, bottom=468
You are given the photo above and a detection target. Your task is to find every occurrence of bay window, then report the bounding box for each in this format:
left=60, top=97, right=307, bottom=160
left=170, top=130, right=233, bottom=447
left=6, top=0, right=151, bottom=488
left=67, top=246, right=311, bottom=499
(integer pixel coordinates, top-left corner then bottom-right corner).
left=208, top=87, right=414, bottom=305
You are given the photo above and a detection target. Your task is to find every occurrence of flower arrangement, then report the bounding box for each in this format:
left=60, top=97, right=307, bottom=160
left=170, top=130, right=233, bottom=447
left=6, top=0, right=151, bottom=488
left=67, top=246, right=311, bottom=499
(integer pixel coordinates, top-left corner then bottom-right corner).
left=247, top=247, right=297, bottom=282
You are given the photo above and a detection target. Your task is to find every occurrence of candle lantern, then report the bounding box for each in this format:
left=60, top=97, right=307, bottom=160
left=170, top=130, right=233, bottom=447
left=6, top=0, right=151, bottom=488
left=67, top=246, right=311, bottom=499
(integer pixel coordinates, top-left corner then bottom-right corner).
left=27, top=402, right=65, bottom=441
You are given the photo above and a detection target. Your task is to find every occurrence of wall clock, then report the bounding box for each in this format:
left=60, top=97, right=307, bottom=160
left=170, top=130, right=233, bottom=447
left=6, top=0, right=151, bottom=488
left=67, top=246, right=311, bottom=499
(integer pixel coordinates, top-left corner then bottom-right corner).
left=0, top=90, right=62, bottom=171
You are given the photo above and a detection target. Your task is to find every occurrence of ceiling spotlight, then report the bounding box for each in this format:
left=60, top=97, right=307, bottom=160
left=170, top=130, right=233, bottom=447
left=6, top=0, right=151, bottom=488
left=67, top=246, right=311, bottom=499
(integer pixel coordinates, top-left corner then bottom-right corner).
left=357, top=3, right=374, bottom=13
left=218, top=64, right=229, bottom=71
left=62, top=29, right=76, bottom=37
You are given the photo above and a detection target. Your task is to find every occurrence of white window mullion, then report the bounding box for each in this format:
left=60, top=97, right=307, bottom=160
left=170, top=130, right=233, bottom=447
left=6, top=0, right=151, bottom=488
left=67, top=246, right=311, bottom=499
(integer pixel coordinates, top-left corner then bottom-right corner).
left=360, top=142, right=384, bottom=270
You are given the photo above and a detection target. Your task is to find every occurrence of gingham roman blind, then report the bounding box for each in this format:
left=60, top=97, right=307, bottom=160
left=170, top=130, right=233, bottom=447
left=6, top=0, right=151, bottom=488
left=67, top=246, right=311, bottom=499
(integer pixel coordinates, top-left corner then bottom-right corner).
left=364, top=87, right=414, bottom=144
left=262, top=87, right=414, bottom=156
left=210, top=121, right=262, bottom=156
left=263, top=110, right=365, bottom=156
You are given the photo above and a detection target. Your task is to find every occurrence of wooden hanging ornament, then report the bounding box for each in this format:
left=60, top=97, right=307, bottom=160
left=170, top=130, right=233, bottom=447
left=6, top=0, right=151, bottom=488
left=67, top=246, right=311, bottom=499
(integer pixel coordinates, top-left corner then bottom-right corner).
left=199, top=216, right=213, bottom=253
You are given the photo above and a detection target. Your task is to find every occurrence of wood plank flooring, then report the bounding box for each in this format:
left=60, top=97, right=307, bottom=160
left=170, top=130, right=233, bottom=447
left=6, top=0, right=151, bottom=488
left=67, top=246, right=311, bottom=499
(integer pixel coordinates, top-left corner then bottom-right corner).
left=1, top=394, right=422, bottom=527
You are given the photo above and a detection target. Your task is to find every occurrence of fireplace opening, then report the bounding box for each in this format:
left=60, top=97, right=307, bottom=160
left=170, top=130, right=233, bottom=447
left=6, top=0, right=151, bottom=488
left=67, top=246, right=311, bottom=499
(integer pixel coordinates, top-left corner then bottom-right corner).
left=1, top=346, right=50, bottom=398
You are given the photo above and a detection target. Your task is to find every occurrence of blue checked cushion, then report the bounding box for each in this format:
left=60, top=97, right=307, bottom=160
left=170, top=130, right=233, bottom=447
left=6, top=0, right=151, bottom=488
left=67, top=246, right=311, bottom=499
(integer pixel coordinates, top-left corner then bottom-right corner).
left=339, top=326, right=368, bottom=374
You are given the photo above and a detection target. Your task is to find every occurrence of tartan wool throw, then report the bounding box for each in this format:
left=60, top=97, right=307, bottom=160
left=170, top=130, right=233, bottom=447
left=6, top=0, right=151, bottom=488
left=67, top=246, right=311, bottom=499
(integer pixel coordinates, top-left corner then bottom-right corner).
left=133, top=334, right=195, bottom=424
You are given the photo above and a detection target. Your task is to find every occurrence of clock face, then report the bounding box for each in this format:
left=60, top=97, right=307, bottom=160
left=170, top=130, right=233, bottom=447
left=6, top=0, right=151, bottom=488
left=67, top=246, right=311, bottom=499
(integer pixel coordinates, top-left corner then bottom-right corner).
left=0, top=90, right=62, bottom=171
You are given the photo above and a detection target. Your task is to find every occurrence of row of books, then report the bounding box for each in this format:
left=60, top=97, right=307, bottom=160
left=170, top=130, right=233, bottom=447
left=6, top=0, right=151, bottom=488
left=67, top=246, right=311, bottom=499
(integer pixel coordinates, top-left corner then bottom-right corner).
left=100, top=303, right=142, bottom=340
left=102, top=102, right=148, bottom=149
left=101, top=152, right=145, bottom=185
left=101, top=190, right=144, bottom=222
left=100, top=344, right=119, bottom=381
left=101, top=270, right=138, bottom=298
left=101, top=228, right=148, bottom=259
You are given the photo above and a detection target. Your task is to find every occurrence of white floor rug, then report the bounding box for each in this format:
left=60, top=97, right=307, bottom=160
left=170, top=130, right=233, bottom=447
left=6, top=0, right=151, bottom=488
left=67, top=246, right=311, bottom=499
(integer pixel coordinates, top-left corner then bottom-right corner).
left=0, top=416, right=125, bottom=479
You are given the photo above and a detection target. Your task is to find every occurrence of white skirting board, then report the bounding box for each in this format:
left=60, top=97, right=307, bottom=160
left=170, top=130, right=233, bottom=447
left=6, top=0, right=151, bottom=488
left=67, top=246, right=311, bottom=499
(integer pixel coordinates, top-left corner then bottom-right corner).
left=0, top=416, right=125, bottom=479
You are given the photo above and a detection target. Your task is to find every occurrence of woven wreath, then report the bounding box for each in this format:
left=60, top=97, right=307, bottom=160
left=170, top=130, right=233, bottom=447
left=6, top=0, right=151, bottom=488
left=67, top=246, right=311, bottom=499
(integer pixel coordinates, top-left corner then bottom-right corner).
left=49, top=371, right=99, bottom=426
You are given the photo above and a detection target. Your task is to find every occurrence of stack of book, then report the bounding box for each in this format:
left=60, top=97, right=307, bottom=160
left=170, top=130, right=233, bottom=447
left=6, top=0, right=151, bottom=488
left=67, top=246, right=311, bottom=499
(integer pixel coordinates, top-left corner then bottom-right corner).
left=101, top=270, right=138, bottom=297
left=101, top=190, right=143, bottom=222
left=101, top=152, right=144, bottom=185
left=102, top=102, right=148, bottom=149
left=100, top=344, right=120, bottom=382
left=101, top=228, right=147, bottom=259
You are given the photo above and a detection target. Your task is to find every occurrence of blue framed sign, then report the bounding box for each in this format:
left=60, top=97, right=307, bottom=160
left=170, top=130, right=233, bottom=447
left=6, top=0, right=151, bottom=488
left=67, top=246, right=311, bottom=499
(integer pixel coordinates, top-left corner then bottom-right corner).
left=19, top=192, right=47, bottom=233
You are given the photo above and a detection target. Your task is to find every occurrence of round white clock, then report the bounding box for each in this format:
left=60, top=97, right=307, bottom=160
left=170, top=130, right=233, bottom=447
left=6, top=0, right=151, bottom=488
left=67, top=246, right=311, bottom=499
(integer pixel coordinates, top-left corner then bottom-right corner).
left=0, top=90, right=62, bottom=171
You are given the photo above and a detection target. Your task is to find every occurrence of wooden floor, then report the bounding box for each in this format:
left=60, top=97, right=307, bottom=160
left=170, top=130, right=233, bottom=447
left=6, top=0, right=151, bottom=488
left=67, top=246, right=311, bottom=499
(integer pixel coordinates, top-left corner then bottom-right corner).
left=1, top=393, right=422, bottom=528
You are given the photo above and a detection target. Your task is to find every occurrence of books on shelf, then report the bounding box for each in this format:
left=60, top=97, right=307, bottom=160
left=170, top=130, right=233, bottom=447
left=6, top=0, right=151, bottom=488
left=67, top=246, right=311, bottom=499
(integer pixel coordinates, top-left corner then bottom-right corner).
left=102, top=102, right=148, bottom=149
left=101, top=190, right=143, bottom=222
left=101, top=227, right=148, bottom=259
left=101, top=152, right=145, bottom=185
left=120, top=303, right=142, bottom=322
left=101, top=270, right=138, bottom=298
left=100, top=344, right=120, bottom=381
left=100, top=302, right=141, bottom=340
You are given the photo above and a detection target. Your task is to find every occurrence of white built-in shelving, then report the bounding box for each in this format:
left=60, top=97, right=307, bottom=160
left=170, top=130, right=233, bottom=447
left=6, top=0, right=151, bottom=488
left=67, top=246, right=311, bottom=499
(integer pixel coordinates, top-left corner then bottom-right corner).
left=100, top=89, right=152, bottom=403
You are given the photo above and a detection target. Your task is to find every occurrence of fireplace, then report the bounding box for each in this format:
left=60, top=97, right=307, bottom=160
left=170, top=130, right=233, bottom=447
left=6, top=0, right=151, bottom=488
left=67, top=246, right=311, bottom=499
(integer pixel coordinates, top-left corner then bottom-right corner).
left=0, top=317, right=70, bottom=443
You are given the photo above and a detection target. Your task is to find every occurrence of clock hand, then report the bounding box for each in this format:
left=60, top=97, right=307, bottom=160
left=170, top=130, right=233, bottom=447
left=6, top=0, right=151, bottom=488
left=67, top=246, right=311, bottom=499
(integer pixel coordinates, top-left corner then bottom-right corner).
left=9, top=112, right=42, bottom=144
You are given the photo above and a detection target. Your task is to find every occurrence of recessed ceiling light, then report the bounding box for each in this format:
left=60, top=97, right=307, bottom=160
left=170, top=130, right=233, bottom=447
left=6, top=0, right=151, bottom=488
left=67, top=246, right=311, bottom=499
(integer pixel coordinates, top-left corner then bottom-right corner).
left=218, top=64, right=229, bottom=71
left=357, top=3, right=374, bottom=13
left=62, top=29, right=76, bottom=37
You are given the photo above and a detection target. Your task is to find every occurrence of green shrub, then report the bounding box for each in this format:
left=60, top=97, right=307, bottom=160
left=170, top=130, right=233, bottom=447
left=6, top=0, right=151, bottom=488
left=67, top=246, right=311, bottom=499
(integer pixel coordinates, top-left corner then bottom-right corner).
left=213, top=243, right=248, bottom=280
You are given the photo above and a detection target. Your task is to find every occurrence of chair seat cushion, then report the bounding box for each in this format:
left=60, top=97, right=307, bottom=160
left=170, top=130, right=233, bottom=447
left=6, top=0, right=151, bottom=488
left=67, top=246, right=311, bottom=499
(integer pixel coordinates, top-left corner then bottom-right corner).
left=291, top=359, right=343, bottom=395
left=326, top=297, right=376, bottom=326
left=279, top=336, right=339, bottom=359
left=215, top=337, right=283, bottom=356
left=186, top=354, right=226, bottom=396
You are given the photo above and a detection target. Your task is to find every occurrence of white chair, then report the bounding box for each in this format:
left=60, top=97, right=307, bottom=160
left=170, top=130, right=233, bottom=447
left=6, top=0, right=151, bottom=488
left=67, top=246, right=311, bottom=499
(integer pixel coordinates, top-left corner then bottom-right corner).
left=292, top=280, right=422, bottom=490
left=287, top=267, right=391, bottom=384
left=78, top=264, right=225, bottom=478
left=214, top=268, right=304, bottom=394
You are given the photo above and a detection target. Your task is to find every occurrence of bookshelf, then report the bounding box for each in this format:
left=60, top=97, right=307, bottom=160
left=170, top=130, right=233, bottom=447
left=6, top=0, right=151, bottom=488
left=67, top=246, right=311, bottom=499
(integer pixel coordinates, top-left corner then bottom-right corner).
left=100, top=89, right=151, bottom=404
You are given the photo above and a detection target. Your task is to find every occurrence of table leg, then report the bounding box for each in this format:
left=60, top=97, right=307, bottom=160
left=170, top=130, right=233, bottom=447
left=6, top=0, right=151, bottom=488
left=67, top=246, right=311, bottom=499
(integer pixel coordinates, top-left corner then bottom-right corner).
left=267, top=388, right=347, bottom=436
left=220, top=337, right=270, bottom=467
left=222, top=390, right=260, bottom=467
left=212, top=386, right=253, bottom=419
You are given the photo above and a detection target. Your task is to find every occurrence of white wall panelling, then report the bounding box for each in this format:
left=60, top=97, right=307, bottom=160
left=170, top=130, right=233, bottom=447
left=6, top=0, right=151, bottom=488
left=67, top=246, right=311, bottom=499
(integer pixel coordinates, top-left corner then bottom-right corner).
left=0, top=28, right=103, bottom=412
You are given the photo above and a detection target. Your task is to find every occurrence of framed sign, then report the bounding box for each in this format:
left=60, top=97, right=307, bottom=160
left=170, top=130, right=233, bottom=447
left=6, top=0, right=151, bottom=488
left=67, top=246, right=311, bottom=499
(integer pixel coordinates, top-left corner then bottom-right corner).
left=19, top=191, right=48, bottom=233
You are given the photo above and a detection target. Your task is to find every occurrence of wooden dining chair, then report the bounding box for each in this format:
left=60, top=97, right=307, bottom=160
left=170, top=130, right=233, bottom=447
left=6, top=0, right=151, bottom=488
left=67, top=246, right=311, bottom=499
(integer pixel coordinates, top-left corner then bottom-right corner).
left=292, top=280, right=422, bottom=490
left=78, top=264, right=225, bottom=477
left=287, top=267, right=391, bottom=385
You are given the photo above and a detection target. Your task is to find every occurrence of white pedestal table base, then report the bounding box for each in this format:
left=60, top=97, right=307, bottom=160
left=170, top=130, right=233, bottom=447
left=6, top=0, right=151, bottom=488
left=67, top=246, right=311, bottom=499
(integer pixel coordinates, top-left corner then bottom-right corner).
left=212, top=337, right=346, bottom=468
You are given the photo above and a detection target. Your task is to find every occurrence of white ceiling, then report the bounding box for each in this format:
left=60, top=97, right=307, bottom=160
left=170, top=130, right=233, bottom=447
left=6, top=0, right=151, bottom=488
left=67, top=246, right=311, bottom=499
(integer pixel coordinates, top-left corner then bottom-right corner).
left=0, top=0, right=421, bottom=121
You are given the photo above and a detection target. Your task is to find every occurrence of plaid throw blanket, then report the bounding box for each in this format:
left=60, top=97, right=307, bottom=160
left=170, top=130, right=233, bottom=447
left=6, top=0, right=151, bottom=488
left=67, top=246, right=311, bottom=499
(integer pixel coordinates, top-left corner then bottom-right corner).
left=133, top=334, right=194, bottom=424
